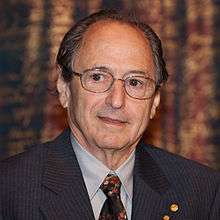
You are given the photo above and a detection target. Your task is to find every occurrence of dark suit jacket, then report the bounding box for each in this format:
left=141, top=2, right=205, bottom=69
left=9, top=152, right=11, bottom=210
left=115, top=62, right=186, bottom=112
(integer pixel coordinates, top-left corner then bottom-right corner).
left=1, top=128, right=220, bottom=220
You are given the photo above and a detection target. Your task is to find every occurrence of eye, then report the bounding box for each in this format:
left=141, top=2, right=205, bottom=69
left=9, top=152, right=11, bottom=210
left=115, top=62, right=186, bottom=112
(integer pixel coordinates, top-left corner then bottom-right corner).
left=128, top=78, right=144, bottom=87
left=91, top=73, right=102, bottom=81
left=88, top=71, right=107, bottom=82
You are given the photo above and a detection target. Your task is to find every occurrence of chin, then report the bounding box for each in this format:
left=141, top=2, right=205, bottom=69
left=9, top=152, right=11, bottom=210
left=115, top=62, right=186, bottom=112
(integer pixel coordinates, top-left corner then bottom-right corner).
left=95, top=137, right=130, bottom=151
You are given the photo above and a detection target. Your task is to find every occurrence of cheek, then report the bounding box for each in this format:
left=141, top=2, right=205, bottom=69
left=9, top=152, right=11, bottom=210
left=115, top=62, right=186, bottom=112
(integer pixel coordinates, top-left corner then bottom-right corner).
left=130, top=101, right=153, bottom=130
left=71, top=88, right=104, bottom=126
left=68, top=82, right=86, bottom=124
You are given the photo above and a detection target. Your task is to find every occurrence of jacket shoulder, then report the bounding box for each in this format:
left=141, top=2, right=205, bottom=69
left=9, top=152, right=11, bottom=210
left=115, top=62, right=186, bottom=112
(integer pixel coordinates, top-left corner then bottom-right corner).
left=0, top=141, right=52, bottom=192
left=1, top=142, right=50, bottom=169
left=143, top=143, right=220, bottom=183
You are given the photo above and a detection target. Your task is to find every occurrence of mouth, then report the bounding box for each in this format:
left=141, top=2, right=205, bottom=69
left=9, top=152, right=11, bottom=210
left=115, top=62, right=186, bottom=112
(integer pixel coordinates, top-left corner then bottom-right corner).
left=98, top=116, right=127, bottom=126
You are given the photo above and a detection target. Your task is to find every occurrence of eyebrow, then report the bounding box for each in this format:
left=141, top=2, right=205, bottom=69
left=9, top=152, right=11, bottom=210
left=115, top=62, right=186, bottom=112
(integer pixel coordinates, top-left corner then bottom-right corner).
left=84, top=65, right=153, bottom=78
left=125, top=70, right=151, bottom=77
left=84, top=66, right=111, bottom=73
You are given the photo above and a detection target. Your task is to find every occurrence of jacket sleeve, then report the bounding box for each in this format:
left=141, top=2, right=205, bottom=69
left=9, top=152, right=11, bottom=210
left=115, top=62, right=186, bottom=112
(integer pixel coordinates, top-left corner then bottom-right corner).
left=0, top=198, right=3, bottom=220
left=209, top=182, right=220, bottom=219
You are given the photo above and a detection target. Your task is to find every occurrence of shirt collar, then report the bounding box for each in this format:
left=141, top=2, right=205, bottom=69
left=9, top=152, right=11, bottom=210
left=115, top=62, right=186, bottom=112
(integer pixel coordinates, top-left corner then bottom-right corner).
left=71, top=133, right=135, bottom=201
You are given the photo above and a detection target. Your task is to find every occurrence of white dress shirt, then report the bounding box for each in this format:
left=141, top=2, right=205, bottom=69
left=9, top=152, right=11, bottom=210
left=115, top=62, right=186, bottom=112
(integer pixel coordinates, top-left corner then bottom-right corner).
left=71, top=134, right=135, bottom=220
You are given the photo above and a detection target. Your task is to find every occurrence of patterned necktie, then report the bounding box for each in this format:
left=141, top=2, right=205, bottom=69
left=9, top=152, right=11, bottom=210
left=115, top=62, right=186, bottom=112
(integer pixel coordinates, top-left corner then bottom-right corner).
left=99, top=174, right=128, bottom=220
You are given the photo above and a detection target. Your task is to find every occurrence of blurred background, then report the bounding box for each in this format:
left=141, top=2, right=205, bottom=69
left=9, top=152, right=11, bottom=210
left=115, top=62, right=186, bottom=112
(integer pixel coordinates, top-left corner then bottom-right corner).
left=0, top=0, right=219, bottom=170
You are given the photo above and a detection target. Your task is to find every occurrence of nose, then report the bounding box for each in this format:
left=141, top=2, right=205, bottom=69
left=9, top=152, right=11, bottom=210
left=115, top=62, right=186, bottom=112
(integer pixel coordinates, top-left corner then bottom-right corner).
left=105, top=79, right=126, bottom=109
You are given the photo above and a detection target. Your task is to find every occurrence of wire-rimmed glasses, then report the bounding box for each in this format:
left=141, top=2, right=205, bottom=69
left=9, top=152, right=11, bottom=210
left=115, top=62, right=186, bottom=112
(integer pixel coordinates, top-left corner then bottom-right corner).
left=72, top=68, right=159, bottom=100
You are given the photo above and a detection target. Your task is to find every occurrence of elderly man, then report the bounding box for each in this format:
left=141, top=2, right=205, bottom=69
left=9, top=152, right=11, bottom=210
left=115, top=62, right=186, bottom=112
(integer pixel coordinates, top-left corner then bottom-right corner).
left=1, top=9, right=220, bottom=220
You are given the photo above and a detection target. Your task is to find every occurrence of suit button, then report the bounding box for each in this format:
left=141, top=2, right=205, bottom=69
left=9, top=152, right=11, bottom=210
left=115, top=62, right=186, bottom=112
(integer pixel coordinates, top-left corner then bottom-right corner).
left=170, top=203, right=179, bottom=212
left=162, top=215, right=170, bottom=220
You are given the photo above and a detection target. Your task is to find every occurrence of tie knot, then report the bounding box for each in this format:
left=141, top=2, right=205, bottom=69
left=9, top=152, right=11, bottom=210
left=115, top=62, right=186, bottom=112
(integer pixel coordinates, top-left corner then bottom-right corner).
left=100, top=174, right=121, bottom=197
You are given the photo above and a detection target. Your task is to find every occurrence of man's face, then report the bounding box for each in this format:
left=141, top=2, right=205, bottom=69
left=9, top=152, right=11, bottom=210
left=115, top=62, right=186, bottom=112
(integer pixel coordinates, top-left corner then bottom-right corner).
left=58, top=21, right=160, bottom=155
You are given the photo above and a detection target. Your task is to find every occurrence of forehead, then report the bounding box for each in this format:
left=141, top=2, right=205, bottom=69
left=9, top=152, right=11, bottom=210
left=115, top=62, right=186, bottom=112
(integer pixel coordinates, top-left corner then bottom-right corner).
left=74, top=20, right=155, bottom=76
left=83, top=20, right=148, bottom=45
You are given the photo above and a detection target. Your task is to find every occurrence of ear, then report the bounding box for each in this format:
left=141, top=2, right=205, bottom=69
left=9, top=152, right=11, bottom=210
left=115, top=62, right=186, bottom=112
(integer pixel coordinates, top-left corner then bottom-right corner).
left=150, top=91, right=160, bottom=119
left=57, top=73, right=70, bottom=108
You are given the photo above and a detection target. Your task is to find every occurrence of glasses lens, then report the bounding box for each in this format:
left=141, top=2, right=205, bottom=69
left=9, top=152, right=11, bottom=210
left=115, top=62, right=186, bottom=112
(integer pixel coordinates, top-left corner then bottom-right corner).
left=81, top=70, right=113, bottom=93
left=125, top=76, right=156, bottom=99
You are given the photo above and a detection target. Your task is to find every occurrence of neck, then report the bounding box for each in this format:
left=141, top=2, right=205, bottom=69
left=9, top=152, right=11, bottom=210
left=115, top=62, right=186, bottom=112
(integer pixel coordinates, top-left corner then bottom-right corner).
left=70, top=127, right=137, bottom=170
left=93, top=147, right=135, bottom=170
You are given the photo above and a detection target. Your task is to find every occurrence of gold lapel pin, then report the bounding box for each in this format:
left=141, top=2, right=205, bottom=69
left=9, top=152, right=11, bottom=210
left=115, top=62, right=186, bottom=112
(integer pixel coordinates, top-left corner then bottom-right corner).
left=170, top=203, right=179, bottom=212
left=162, top=215, right=170, bottom=220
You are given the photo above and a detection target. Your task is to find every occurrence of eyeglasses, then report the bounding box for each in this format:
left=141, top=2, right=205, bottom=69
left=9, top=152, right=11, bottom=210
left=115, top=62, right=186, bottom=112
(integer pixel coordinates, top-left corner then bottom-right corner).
left=72, top=68, right=159, bottom=100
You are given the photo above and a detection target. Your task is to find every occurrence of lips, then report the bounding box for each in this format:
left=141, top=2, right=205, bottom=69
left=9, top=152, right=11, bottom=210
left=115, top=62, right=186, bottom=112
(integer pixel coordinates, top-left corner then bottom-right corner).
left=98, top=116, right=127, bottom=126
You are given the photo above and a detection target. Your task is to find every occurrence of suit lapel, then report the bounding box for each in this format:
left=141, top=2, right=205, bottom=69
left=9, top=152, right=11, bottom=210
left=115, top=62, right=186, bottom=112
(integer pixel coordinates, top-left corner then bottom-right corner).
left=39, top=128, right=95, bottom=220
left=132, top=142, right=170, bottom=219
